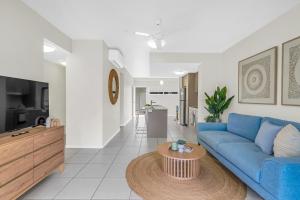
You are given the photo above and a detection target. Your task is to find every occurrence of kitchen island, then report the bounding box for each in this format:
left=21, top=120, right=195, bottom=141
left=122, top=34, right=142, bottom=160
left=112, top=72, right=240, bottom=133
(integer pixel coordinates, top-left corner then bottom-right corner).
left=145, top=105, right=168, bottom=138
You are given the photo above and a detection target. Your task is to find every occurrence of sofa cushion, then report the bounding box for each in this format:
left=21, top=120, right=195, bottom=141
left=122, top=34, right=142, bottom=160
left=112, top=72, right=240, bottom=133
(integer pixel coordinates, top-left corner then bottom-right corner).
left=217, top=142, right=272, bottom=182
left=274, top=124, right=300, bottom=157
left=197, top=122, right=227, bottom=132
left=227, top=113, right=262, bottom=141
left=198, top=130, right=250, bottom=151
left=255, top=121, right=283, bottom=155
left=262, top=117, right=300, bottom=131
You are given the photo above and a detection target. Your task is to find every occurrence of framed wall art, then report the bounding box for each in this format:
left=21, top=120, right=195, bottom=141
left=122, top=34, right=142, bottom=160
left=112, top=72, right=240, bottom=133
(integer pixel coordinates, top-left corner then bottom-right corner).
left=238, top=47, right=277, bottom=104
left=282, top=36, right=300, bottom=106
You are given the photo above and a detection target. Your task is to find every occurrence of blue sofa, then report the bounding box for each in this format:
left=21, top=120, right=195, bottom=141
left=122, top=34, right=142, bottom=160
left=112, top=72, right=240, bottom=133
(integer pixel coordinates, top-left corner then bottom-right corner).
left=197, top=113, right=300, bottom=200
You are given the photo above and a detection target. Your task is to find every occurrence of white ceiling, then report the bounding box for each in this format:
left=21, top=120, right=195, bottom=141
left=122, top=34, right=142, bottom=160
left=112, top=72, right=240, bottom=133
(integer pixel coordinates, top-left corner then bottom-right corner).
left=22, top=0, right=300, bottom=77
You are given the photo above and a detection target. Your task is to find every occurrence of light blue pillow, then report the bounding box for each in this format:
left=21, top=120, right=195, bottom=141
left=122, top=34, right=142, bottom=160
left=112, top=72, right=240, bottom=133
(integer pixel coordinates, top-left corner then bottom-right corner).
left=255, top=121, right=283, bottom=155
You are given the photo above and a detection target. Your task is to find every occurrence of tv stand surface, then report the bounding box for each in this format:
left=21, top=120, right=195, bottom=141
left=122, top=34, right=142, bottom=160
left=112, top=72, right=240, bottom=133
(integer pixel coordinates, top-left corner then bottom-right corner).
left=0, top=126, right=65, bottom=199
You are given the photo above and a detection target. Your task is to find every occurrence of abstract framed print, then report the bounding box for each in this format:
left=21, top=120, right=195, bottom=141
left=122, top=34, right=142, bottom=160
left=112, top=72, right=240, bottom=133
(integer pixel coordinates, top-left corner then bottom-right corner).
left=238, top=47, right=277, bottom=104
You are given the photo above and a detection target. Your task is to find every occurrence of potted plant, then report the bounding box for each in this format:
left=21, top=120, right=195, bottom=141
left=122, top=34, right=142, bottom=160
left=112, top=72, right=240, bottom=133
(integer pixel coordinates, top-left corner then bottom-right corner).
left=204, top=86, right=234, bottom=122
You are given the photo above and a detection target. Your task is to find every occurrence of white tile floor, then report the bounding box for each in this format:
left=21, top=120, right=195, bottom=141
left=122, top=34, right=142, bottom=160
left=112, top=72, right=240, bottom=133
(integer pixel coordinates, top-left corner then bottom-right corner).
left=19, top=117, right=262, bottom=200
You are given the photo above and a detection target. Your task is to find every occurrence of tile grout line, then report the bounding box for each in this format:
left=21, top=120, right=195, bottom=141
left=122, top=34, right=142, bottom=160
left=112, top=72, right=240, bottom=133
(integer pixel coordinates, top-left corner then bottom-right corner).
left=90, top=134, right=142, bottom=200
left=91, top=137, right=141, bottom=200
left=21, top=149, right=83, bottom=200
left=52, top=149, right=103, bottom=200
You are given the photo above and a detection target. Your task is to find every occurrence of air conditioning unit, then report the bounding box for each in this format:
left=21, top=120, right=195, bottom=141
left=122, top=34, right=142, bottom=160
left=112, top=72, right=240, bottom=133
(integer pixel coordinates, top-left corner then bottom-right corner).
left=108, top=49, right=125, bottom=69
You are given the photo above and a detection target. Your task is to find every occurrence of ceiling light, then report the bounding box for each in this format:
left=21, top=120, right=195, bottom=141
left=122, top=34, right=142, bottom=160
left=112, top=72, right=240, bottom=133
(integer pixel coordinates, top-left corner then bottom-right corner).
left=147, top=39, right=166, bottom=49
left=135, top=32, right=150, bottom=37
left=160, top=80, right=164, bottom=85
left=147, top=39, right=157, bottom=49
left=174, top=71, right=187, bottom=76
left=43, top=45, right=56, bottom=53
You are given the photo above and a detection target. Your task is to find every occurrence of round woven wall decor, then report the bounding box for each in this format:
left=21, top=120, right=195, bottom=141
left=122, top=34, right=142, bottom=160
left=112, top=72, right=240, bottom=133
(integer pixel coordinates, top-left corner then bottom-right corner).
left=126, top=152, right=246, bottom=200
left=108, top=69, right=119, bottom=105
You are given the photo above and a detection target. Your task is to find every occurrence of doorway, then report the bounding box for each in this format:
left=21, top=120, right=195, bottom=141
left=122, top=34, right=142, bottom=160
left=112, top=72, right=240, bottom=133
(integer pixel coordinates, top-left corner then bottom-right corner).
left=135, top=87, right=146, bottom=113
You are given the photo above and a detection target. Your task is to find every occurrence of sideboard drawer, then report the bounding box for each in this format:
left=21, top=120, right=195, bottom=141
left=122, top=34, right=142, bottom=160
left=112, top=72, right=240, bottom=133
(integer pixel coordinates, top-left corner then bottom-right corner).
left=34, top=152, right=64, bottom=182
left=34, top=127, right=64, bottom=150
left=0, top=153, right=33, bottom=187
left=34, top=139, right=64, bottom=166
left=0, top=137, right=33, bottom=166
left=0, top=169, right=33, bottom=200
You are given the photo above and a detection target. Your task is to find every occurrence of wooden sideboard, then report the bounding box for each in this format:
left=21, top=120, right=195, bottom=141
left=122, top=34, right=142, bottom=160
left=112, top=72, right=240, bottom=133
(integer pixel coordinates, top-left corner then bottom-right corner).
left=0, top=126, right=65, bottom=200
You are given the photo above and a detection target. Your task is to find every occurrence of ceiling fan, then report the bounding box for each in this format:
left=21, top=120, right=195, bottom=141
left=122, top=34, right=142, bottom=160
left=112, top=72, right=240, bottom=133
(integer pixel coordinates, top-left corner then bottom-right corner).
left=135, top=19, right=166, bottom=49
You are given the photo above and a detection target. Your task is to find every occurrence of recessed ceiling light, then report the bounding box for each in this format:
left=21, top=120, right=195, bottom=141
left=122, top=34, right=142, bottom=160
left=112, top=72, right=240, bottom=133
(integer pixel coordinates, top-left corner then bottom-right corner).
left=174, top=71, right=187, bottom=76
left=43, top=45, right=56, bottom=53
left=160, top=80, right=164, bottom=85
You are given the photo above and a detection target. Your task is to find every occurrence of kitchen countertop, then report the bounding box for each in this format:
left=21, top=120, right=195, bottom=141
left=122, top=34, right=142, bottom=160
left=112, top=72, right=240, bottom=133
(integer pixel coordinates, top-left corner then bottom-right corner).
left=145, top=105, right=168, bottom=110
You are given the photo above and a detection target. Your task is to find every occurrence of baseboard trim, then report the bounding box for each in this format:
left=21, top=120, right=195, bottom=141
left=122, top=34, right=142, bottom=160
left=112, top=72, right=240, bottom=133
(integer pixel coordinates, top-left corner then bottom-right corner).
left=121, top=117, right=132, bottom=126
left=65, top=128, right=121, bottom=149
left=101, top=128, right=121, bottom=148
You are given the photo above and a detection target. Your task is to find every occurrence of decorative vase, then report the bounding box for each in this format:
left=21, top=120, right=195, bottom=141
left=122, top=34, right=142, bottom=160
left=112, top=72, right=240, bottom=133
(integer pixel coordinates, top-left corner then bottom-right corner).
left=171, top=142, right=178, bottom=151
left=50, top=118, right=61, bottom=127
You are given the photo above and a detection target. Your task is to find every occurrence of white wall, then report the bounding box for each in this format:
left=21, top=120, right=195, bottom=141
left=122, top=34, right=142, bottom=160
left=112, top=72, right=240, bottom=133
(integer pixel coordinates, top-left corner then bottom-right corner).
left=0, top=0, right=71, bottom=82
left=66, top=40, right=103, bottom=148
left=197, top=54, right=225, bottom=121
left=120, top=69, right=134, bottom=126
left=66, top=40, right=124, bottom=148
left=102, top=43, right=121, bottom=145
left=134, top=78, right=179, bottom=116
left=43, top=61, right=66, bottom=125
left=222, top=4, right=300, bottom=122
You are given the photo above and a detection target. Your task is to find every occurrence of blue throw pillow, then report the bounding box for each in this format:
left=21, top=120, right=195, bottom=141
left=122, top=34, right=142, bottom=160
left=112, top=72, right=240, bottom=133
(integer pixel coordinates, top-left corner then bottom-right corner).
left=255, top=121, right=283, bottom=155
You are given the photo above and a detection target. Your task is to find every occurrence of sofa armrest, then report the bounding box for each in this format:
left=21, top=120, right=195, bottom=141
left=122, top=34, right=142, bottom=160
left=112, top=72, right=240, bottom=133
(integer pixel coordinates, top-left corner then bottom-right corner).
left=197, top=122, right=227, bottom=132
left=261, top=157, right=300, bottom=200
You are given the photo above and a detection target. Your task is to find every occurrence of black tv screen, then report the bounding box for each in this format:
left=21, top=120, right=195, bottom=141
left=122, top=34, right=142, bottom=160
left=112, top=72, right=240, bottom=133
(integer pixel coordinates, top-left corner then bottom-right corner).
left=0, top=76, right=49, bottom=133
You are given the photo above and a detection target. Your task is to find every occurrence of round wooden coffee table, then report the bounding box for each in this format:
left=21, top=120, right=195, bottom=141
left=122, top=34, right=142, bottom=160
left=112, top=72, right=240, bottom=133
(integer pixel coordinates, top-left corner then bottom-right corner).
left=157, top=143, right=206, bottom=180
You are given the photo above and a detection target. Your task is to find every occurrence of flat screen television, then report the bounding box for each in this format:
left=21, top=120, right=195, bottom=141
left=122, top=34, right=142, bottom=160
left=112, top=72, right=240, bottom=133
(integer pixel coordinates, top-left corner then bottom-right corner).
left=0, top=75, right=49, bottom=134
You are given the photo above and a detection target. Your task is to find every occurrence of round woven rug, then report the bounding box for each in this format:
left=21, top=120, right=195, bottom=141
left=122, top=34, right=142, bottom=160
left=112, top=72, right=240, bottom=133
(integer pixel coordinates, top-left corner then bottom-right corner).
left=126, top=152, right=246, bottom=200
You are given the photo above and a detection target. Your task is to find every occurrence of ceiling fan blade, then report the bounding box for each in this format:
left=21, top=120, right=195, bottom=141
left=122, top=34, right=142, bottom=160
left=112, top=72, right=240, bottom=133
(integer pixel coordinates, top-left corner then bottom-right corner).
left=135, top=32, right=150, bottom=37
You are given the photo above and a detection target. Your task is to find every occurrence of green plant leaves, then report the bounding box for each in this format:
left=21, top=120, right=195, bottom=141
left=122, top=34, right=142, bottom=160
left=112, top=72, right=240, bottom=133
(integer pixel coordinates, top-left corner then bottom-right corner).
left=206, top=115, right=217, bottom=122
left=204, top=86, right=234, bottom=122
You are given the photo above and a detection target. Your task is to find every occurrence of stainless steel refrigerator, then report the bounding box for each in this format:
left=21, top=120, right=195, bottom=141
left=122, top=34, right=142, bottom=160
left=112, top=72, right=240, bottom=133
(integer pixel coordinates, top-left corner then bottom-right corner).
left=179, top=88, right=187, bottom=126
